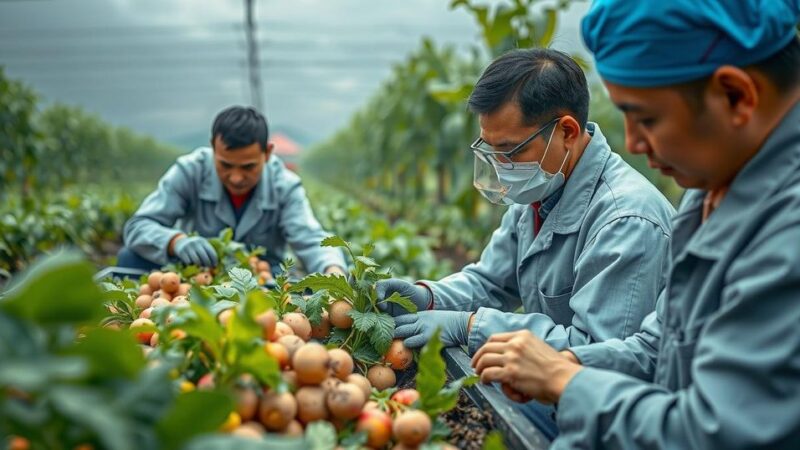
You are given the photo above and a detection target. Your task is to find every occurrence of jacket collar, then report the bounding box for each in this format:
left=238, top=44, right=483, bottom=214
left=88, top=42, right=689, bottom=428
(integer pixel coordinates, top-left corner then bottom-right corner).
left=682, top=100, right=800, bottom=260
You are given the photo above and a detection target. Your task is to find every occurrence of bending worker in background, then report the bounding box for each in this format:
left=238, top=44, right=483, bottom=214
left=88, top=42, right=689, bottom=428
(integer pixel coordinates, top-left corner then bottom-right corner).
left=119, top=106, right=345, bottom=276
left=473, top=1, right=800, bottom=448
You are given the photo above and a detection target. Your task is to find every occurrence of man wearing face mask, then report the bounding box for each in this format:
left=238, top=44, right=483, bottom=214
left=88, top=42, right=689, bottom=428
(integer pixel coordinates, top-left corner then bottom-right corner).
left=376, top=49, right=674, bottom=360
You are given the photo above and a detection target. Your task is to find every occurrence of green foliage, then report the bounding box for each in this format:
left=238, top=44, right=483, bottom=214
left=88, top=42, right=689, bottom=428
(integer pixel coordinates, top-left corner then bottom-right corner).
left=416, top=329, right=479, bottom=418
left=482, top=431, right=508, bottom=450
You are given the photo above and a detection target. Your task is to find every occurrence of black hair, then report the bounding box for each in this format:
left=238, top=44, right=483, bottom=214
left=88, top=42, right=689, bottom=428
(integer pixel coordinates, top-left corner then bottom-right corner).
left=679, top=36, right=800, bottom=109
left=211, top=106, right=269, bottom=151
left=468, top=48, right=590, bottom=129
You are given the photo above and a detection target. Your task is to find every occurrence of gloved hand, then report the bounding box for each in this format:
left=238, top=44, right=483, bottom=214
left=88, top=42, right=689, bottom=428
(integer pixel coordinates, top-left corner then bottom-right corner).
left=394, top=310, right=472, bottom=349
left=375, top=278, right=433, bottom=316
left=173, top=236, right=218, bottom=268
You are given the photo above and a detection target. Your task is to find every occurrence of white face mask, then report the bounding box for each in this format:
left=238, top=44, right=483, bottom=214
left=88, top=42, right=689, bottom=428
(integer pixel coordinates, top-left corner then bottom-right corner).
left=474, top=124, right=569, bottom=205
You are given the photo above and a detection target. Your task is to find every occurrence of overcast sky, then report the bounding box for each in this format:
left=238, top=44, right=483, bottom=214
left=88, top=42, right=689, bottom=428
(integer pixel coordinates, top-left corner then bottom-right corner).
left=0, top=0, right=589, bottom=149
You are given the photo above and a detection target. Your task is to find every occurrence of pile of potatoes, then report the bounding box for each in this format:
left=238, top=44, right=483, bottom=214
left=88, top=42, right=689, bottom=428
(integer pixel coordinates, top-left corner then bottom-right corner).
left=226, top=308, right=435, bottom=449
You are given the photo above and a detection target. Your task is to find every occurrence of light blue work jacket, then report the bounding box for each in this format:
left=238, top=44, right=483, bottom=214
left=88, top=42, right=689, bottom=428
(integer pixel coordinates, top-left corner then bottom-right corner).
left=557, top=101, right=800, bottom=449
left=123, top=147, right=345, bottom=274
left=423, top=123, right=675, bottom=354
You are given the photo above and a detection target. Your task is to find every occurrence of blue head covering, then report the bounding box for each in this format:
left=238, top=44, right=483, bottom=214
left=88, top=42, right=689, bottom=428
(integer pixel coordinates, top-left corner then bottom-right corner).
left=582, top=0, right=800, bottom=87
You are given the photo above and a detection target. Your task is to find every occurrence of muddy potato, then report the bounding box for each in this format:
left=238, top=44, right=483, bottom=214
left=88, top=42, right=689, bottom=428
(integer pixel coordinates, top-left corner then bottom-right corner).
left=347, top=373, right=372, bottom=399
left=357, top=408, right=393, bottom=449
left=295, top=386, right=329, bottom=424
left=256, top=260, right=271, bottom=273
left=171, top=296, right=189, bottom=306
left=282, top=370, right=299, bottom=390
left=385, top=339, right=413, bottom=371
left=321, top=377, right=342, bottom=393
left=328, top=348, right=354, bottom=380
left=277, top=335, right=305, bottom=363
left=311, top=310, right=331, bottom=339
left=147, top=271, right=163, bottom=291
left=138, top=307, right=154, bottom=320
left=367, top=365, right=396, bottom=391
left=232, top=421, right=266, bottom=438
left=283, top=420, right=303, bottom=436
left=282, top=312, right=312, bottom=341
left=152, top=290, right=173, bottom=302
left=139, top=284, right=153, bottom=296
left=151, top=297, right=171, bottom=309
left=217, top=308, right=234, bottom=327
left=236, top=386, right=259, bottom=422
left=293, top=343, right=331, bottom=386
left=160, top=272, right=180, bottom=294
left=393, top=409, right=432, bottom=447
left=259, top=391, right=297, bottom=431
left=135, top=295, right=153, bottom=309
left=329, top=300, right=354, bottom=329
left=272, top=321, right=294, bottom=341
left=327, top=382, right=366, bottom=420
left=255, top=310, right=278, bottom=340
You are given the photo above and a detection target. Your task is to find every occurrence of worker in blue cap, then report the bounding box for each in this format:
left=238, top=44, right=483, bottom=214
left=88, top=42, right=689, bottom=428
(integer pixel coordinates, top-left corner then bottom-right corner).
left=472, top=0, right=800, bottom=448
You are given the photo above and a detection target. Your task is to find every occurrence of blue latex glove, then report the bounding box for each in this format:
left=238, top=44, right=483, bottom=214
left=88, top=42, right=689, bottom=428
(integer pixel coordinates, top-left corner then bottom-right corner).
left=173, top=236, right=218, bottom=268
left=394, top=310, right=472, bottom=349
left=376, top=278, right=433, bottom=316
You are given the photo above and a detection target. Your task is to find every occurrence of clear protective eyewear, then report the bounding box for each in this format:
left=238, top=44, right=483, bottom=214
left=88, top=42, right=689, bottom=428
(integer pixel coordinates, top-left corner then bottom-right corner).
left=470, top=117, right=561, bottom=170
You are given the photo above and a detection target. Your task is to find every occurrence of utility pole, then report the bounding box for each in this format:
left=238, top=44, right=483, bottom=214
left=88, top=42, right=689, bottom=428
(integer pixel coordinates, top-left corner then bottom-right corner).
left=245, top=0, right=264, bottom=111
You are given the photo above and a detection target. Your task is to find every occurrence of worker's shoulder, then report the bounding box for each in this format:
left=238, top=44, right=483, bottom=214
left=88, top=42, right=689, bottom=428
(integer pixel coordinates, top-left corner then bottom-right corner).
left=589, top=151, right=675, bottom=230
left=173, top=147, right=212, bottom=173
left=265, top=155, right=303, bottom=193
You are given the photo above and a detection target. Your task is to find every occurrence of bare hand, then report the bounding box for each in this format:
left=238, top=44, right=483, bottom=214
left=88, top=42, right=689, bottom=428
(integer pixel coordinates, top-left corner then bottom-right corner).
left=470, top=330, right=582, bottom=404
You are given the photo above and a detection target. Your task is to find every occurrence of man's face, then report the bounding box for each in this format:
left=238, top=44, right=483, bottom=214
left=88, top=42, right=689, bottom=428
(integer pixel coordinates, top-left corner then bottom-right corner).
left=604, top=81, right=739, bottom=190
left=478, top=101, right=567, bottom=174
left=212, top=135, right=270, bottom=196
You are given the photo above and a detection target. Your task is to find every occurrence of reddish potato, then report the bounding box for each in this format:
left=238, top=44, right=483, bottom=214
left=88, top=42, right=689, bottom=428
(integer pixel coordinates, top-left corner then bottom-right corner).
left=357, top=408, right=393, bottom=448
left=177, top=283, right=191, bottom=296
left=329, top=300, right=354, bottom=329
left=391, top=388, right=420, bottom=406
left=255, top=310, right=278, bottom=340
left=130, top=318, right=155, bottom=344
left=393, top=409, right=432, bottom=446
left=327, top=382, right=366, bottom=420
left=282, top=312, right=312, bottom=342
left=283, top=420, right=303, bottom=436
left=293, top=343, right=331, bottom=386
left=385, top=339, right=413, bottom=371
left=232, top=421, right=266, bottom=438
left=265, top=342, right=290, bottom=369
left=347, top=373, right=372, bottom=399
left=160, top=272, right=180, bottom=294
left=295, top=386, right=329, bottom=424
left=259, top=391, right=297, bottom=431
left=328, top=348, right=354, bottom=380
left=147, top=271, right=163, bottom=290
left=367, top=365, right=396, bottom=391
left=152, top=290, right=173, bottom=302
left=149, top=333, right=159, bottom=347
left=197, top=373, right=215, bottom=390
left=151, top=297, right=171, bottom=309
left=138, top=307, right=154, bottom=320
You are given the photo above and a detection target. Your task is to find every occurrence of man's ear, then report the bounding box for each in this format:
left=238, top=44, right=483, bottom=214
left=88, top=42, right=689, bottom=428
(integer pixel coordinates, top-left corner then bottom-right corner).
left=710, top=65, right=758, bottom=128
left=264, top=142, right=275, bottom=159
left=560, top=115, right=582, bottom=149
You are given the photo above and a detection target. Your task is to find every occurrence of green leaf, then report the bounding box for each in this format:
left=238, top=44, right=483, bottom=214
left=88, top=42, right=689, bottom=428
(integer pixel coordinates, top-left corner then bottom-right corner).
left=211, top=286, right=237, bottom=299
left=482, top=431, right=508, bottom=450
left=185, top=435, right=305, bottom=450
left=0, top=357, right=87, bottom=391
left=228, top=267, right=257, bottom=295
left=355, top=256, right=379, bottom=268
left=290, top=289, right=327, bottom=326
left=67, top=328, right=145, bottom=380
left=349, top=310, right=378, bottom=333
left=305, top=421, right=338, bottom=450
left=0, top=252, right=106, bottom=325
left=49, top=384, right=132, bottom=450
left=167, top=303, right=224, bottom=359
left=382, top=292, right=417, bottom=314
left=350, top=345, right=383, bottom=365
left=157, top=390, right=234, bottom=450
left=416, top=328, right=447, bottom=415
left=422, top=375, right=478, bottom=416
left=320, top=235, right=350, bottom=250
left=290, top=274, right=354, bottom=301
left=369, top=313, right=395, bottom=355
left=209, top=300, right=238, bottom=317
